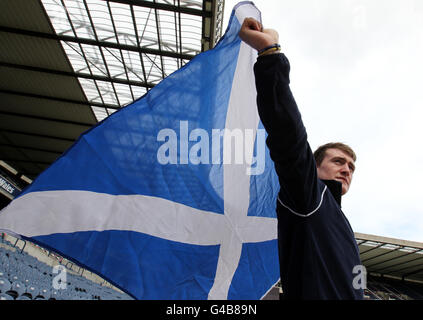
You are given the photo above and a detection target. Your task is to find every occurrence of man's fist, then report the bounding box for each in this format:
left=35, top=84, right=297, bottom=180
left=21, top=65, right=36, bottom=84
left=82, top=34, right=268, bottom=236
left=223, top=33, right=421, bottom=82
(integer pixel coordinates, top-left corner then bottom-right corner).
left=239, top=17, right=279, bottom=51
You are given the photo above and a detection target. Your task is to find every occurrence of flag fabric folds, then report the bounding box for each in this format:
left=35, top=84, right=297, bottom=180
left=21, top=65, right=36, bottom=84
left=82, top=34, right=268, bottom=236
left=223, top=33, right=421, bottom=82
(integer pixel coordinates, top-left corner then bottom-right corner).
left=0, top=1, right=280, bottom=300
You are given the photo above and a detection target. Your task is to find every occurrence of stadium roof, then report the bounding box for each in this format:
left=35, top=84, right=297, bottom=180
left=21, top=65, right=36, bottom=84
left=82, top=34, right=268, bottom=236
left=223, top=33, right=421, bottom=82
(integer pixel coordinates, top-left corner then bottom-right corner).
left=356, top=232, right=423, bottom=284
left=0, top=0, right=224, bottom=182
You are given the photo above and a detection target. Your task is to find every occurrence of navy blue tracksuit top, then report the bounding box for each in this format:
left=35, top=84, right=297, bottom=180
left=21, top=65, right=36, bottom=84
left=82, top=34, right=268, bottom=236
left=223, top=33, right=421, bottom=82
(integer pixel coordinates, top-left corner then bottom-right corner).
left=254, top=53, right=364, bottom=300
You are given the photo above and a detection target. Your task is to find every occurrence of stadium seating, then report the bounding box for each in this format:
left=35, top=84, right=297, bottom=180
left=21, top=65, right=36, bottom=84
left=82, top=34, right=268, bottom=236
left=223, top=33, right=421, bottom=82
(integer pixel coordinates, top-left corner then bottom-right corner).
left=364, top=275, right=423, bottom=300
left=0, top=236, right=133, bottom=300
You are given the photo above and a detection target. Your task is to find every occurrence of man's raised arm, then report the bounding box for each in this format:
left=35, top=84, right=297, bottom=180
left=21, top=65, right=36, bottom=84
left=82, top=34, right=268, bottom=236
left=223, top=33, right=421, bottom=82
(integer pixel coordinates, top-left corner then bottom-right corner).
left=239, top=18, right=321, bottom=215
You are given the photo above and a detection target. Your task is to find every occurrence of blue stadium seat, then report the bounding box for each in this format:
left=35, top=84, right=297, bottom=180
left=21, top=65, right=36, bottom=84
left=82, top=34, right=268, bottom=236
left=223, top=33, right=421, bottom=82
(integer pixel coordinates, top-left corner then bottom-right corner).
left=36, top=287, right=50, bottom=299
left=0, top=292, right=14, bottom=300
left=9, top=274, right=20, bottom=284
left=48, top=290, right=61, bottom=300
left=1, top=259, right=10, bottom=271
left=0, top=254, right=8, bottom=266
left=57, top=289, right=72, bottom=300
left=26, top=284, right=39, bottom=299
left=10, top=280, right=26, bottom=297
left=77, top=291, right=91, bottom=300
left=0, top=277, right=12, bottom=293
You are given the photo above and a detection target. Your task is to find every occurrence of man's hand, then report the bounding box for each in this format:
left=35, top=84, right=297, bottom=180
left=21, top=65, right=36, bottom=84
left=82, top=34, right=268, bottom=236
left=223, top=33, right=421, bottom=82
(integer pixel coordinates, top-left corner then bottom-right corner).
left=239, top=17, right=279, bottom=51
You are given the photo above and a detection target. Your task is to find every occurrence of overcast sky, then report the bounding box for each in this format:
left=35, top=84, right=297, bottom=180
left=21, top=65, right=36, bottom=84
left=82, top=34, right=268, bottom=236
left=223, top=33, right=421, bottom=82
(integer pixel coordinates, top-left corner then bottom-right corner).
left=223, top=0, right=423, bottom=243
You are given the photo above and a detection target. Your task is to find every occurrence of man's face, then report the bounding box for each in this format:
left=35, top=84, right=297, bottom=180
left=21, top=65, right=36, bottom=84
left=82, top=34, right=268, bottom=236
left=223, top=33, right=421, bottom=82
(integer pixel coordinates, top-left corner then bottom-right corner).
left=316, top=148, right=355, bottom=195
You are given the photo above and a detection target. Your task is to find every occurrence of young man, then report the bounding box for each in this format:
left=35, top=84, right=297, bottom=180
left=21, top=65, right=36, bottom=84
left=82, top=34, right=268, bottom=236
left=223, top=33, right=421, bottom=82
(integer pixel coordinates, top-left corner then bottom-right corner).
left=239, top=18, right=364, bottom=299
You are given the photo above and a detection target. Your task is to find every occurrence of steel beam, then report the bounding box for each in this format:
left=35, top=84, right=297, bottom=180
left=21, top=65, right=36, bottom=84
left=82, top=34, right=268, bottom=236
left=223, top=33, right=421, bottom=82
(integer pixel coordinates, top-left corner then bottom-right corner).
left=0, top=26, right=195, bottom=60
left=0, top=61, right=155, bottom=89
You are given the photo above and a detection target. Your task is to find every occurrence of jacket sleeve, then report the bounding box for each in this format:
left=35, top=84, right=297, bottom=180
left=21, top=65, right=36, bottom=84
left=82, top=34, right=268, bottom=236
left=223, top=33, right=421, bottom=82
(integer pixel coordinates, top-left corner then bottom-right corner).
left=254, top=53, right=322, bottom=215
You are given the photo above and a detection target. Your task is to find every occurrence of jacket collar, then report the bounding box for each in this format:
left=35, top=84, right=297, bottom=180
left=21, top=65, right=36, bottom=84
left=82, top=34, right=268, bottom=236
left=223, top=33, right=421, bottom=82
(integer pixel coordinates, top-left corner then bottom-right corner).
left=321, top=179, right=342, bottom=207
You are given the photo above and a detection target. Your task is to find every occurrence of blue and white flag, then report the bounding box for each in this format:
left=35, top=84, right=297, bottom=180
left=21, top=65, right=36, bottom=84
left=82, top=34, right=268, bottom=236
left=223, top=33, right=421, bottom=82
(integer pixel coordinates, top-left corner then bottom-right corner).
left=0, top=2, right=280, bottom=300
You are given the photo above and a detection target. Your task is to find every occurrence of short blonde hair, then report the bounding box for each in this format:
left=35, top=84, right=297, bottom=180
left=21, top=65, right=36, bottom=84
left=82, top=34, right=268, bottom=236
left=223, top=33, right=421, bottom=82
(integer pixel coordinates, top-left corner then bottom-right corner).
left=314, top=142, right=356, bottom=166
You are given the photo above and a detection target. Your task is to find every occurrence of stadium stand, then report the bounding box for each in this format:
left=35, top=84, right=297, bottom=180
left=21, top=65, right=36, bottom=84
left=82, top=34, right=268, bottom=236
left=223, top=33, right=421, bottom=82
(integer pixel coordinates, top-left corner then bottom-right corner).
left=0, top=233, right=133, bottom=300
left=262, top=277, right=423, bottom=300
left=364, top=275, right=423, bottom=300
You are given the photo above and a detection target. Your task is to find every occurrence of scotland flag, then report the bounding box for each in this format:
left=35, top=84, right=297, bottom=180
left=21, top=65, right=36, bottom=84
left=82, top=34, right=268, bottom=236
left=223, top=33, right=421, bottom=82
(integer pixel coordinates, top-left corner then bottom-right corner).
left=0, top=2, right=280, bottom=300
